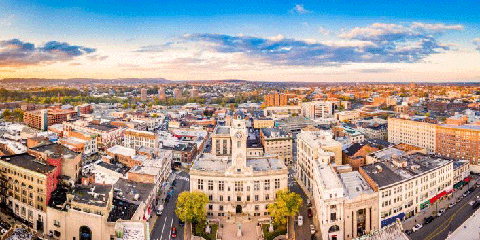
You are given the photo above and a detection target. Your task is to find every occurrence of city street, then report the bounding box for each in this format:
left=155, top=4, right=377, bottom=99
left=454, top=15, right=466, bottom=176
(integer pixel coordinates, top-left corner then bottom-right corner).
left=151, top=171, right=190, bottom=240
left=289, top=168, right=316, bottom=240
left=408, top=182, right=480, bottom=240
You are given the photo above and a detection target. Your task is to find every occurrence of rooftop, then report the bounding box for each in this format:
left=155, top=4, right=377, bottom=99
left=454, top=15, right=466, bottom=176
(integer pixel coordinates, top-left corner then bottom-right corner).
left=361, top=153, right=452, bottom=188
left=30, top=143, right=79, bottom=159
left=113, top=178, right=155, bottom=204
left=107, top=145, right=136, bottom=157
left=340, top=171, right=375, bottom=199
left=86, top=123, right=119, bottom=132
left=0, top=153, right=56, bottom=174
left=214, top=126, right=230, bottom=135
left=71, top=184, right=112, bottom=207
left=192, top=154, right=287, bottom=172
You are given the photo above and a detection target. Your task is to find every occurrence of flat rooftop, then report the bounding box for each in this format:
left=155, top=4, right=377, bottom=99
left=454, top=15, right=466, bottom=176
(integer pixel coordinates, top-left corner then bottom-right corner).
left=30, top=143, right=79, bottom=159
left=214, top=126, right=230, bottom=135
left=361, top=153, right=452, bottom=188
left=0, top=153, right=56, bottom=174
left=317, top=165, right=343, bottom=190
left=192, top=154, right=287, bottom=172
left=113, top=178, right=155, bottom=204
left=86, top=123, right=119, bottom=132
left=107, top=145, right=136, bottom=157
left=340, top=171, right=374, bottom=199
left=71, top=184, right=112, bottom=207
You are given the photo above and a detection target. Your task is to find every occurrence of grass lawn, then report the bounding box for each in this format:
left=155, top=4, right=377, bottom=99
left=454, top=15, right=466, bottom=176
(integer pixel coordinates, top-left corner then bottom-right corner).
left=262, top=224, right=287, bottom=240
left=194, top=222, right=218, bottom=240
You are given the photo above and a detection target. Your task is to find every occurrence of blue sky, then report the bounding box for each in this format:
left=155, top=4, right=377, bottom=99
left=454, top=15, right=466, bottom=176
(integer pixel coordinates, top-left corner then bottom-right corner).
left=1, top=0, right=479, bottom=81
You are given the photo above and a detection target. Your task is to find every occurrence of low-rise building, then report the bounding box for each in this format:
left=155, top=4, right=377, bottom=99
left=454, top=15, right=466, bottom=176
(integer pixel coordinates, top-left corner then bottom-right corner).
left=260, top=128, right=293, bottom=165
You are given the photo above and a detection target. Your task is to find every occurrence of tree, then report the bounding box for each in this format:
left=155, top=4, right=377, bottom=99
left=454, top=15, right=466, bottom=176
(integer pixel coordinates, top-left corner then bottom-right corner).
left=268, top=189, right=303, bottom=225
left=175, top=191, right=209, bottom=223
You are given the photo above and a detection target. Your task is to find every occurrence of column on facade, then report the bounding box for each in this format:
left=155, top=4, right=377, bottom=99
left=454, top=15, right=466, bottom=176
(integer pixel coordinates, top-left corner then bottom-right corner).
left=366, top=207, right=371, bottom=233
left=352, top=210, right=357, bottom=238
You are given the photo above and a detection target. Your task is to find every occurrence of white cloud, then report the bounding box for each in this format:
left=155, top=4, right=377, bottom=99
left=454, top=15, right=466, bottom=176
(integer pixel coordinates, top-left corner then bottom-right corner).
left=318, top=27, right=332, bottom=36
left=290, top=4, right=312, bottom=14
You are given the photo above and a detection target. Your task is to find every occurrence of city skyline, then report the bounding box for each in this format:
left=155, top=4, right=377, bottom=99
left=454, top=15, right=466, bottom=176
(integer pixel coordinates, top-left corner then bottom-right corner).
left=1, top=0, right=480, bottom=82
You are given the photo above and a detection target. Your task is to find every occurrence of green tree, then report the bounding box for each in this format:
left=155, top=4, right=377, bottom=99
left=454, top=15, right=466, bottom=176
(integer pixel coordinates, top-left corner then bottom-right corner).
left=2, top=109, right=11, bottom=120
left=175, top=191, right=209, bottom=223
left=268, top=189, right=303, bottom=225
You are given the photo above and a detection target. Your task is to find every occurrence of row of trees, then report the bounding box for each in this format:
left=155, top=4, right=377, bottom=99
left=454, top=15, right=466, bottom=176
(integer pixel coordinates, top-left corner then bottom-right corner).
left=1, top=109, right=23, bottom=122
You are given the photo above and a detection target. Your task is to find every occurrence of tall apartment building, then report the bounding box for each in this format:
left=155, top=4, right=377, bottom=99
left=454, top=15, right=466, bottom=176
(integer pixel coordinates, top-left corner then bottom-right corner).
left=387, top=117, right=436, bottom=154
left=173, top=88, right=182, bottom=99
left=158, top=86, right=166, bottom=100
left=264, top=93, right=288, bottom=107
left=302, top=101, right=335, bottom=120
left=0, top=153, right=60, bottom=232
left=260, top=128, right=293, bottom=165
left=140, top=88, right=148, bottom=101
left=436, top=124, right=480, bottom=172
left=24, top=106, right=78, bottom=131
left=190, top=86, right=199, bottom=98
left=296, top=128, right=342, bottom=194
left=76, top=104, right=93, bottom=115
left=124, top=129, right=158, bottom=149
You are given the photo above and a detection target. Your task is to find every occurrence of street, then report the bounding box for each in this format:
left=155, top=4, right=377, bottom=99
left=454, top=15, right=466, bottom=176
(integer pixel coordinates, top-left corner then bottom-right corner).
left=408, top=182, right=480, bottom=240
left=151, top=171, right=190, bottom=240
left=289, top=168, right=316, bottom=240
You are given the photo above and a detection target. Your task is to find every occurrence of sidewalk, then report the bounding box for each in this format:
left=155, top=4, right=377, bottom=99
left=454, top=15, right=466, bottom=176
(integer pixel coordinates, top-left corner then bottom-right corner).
left=402, top=178, right=478, bottom=230
left=148, top=171, right=178, bottom=232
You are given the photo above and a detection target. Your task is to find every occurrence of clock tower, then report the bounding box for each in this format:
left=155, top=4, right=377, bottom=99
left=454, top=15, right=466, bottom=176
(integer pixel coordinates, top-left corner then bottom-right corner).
left=230, top=119, right=248, bottom=170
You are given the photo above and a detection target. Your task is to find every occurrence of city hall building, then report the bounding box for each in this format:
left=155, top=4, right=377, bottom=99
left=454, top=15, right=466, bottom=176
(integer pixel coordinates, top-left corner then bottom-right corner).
left=190, top=119, right=288, bottom=217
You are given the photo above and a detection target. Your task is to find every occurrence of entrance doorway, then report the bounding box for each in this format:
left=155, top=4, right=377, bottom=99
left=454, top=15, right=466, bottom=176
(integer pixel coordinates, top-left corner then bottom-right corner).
left=236, top=205, right=242, bottom=214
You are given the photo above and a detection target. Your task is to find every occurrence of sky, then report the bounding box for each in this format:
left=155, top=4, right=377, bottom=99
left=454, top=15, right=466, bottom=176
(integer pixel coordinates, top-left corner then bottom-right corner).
left=1, top=0, right=480, bottom=82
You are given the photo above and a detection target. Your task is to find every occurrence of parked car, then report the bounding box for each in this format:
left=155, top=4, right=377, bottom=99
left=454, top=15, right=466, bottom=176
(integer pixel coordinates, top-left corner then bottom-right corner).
left=424, top=216, right=434, bottom=224
left=412, top=224, right=423, bottom=232
left=473, top=200, right=480, bottom=209
left=449, top=202, right=456, bottom=208
left=171, top=227, right=177, bottom=238
left=310, top=224, right=316, bottom=234
left=437, top=209, right=445, bottom=217
left=156, top=204, right=164, bottom=216
left=463, top=192, right=469, bottom=197
left=165, top=195, right=171, bottom=203
left=307, top=208, right=313, bottom=218
left=405, top=230, right=413, bottom=235
left=179, top=219, right=185, bottom=226
left=297, top=216, right=304, bottom=226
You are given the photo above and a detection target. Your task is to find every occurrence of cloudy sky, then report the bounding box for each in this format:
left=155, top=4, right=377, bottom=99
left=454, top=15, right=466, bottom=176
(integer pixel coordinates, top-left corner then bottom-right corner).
left=1, top=0, right=480, bottom=82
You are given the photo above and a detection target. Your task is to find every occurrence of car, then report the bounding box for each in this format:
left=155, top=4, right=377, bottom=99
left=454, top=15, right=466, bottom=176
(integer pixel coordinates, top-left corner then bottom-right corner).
left=307, top=208, right=313, bottom=218
left=0, top=222, right=10, bottom=230
left=405, top=230, right=413, bottom=235
left=156, top=204, right=164, bottom=216
left=179, top=219, right=185, bottom=226
left=171, top=227, right=177, bottom=238
left=469, top=187, right=476, bottom=192
left=307, top=199, right=312, bottom=207
left=437, top=209, right=445, bottom=217
left=165, top=195, right=171, bottom=203
left=297, top=216, right=303, bottom=226
left=473, top=200, right=480, bottom=209
left=172, top=180, right=177, bottom=186
left=449, top=202, right=456, bottom=208
left=0, top=227, right=6, bottom=235
left=412, top=224, right=423, bottom=232
left=310, top=224, right=316, bottom=234
left=424, top=216, right=434, bottom=224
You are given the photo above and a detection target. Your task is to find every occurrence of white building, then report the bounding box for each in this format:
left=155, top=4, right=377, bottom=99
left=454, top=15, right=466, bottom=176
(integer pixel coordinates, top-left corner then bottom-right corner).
left=296, top=128, right=342, bottom=194
left=302, top=101, right=335, bottom=120
left=388, top=117, right=436, bottom=154
left=123, top=129, right=158, bottom=149
left=190, top=119, right=288, bottom=217
left=360, top=153, right=453, bottom=227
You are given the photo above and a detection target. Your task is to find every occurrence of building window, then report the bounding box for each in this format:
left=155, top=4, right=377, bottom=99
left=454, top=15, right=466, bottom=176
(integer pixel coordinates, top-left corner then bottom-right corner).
left=331, top=212, right=336, bottom=221
left=208, top=205, right=213, bottom=210
left=255, top=195, right=259, bottom=201
left=219, top=205, right=223, bottom=211
left=237, top=196, right=241, bottom=201
left=208, top=180, right=213, bottom=191
left=197, top=179, right=204, bottom=190
left=254, top=181, right=260, bottom=191
left=274, top=179, right=280, bottom=189
left=218, top=181, right=224, bottom=191
left=209, top=195, right=213, bottom=201
left=247, top=195, right=251, bottom=201
left=235, top=181, right=244, bottom=192
left=219, top=195, right=223, bottom=201
left=264, top=180, right=270, bottom=190
left=265, top=194, right=270, bottom=200
left=255, top=205, right=259, bottom=211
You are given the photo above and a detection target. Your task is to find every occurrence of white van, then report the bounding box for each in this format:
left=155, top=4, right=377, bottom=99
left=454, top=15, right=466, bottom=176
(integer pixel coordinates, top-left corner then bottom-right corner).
left=156, top=204, right=164, bottom=216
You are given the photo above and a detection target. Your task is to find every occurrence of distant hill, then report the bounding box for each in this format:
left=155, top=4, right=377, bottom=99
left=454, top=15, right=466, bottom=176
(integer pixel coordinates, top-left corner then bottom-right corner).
left=0, top=78, right=172, bottom=85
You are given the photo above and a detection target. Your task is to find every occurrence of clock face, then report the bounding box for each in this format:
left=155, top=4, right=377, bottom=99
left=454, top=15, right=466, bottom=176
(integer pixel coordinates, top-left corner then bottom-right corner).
left=235, top=131, right=243, bottom=139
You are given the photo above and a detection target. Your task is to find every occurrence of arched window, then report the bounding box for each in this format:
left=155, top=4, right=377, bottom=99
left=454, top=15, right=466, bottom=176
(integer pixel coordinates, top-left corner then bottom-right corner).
left=79, top=226, right=92, bottom=240
left=328, top=225, right=340, bottom=233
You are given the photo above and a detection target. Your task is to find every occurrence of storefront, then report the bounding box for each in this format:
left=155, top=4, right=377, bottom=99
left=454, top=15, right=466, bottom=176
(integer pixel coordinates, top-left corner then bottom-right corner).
left=381, top=212, right=405, bottom=227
